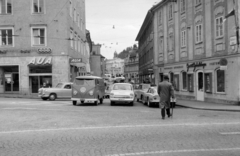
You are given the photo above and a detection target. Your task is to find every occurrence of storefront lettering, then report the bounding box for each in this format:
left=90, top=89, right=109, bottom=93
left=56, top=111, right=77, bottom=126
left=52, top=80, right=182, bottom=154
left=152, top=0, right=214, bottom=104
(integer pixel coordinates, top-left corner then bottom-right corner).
left=209, top=62, right=220, bottom=66
left=38, top=48, right=52, bottom=53
left=187, top=62, right=206, bottom=71
left=69, top=58, right=82, bottom=63
left=28, top=57, right=52, bottom=65
left=174, top=66, right=184, bottom=69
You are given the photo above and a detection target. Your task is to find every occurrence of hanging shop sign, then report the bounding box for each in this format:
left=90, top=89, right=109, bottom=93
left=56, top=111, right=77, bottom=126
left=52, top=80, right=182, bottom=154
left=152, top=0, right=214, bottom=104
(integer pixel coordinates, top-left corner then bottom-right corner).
left=28, top=57, right=52, bottom=65
left=69, top=58, right=82, bottom=63
left=187, top=62, right=206, bottom=71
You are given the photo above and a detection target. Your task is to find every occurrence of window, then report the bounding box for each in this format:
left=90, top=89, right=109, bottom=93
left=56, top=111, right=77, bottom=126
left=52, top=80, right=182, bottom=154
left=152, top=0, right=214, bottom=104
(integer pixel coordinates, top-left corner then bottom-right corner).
left=205, top=73, right=212, bottom=93
left=195, top=24, right=203, bottom=43
left=181, top=30, right=186, bottom=47
left=74, top=34, right=77, bottom=50
left=69, top=0, right=72, bottom=17
left=31, top=27, right=46, bottom=46
left=33, top=0, right=44, bottom=13
left=158, top=11, right=162, bottom=25
left=187, top=74, right=194, bottom=92
left=74, top=8, right=76, bottom=22
left=70, top=30, right=73, bottom=48
left=78, top=38, right=80, bottom=52
left=182, top=72, right=187, bottom=90
left=0, top=28, right=13, bottom=47
left=169, top=3, right=173, bottom=20
left=215, top=16, right=224, bottom=38
left=77, top=13, right=80, bottom=27
left=180, top=0, right=186, bottom=13
left=168, top=33, right=173, bottom=51
left=0, top=0, right=12, bottom=14
left=216, top=70, right=225, bottom=92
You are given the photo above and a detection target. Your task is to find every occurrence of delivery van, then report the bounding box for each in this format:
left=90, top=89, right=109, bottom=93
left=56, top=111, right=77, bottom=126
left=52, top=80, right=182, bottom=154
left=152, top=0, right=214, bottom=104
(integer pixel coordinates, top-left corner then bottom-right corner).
left=71, top=76, right=105, bottom=106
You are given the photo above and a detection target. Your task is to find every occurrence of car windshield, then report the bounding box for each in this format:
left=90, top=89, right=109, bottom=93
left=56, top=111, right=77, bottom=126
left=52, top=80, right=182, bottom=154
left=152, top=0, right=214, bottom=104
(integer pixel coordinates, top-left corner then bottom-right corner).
left=113, top=84, right=132, bottom=90
left=75, top=79, right=95, bottom=86
left=56, top=83, right=63, bottom=88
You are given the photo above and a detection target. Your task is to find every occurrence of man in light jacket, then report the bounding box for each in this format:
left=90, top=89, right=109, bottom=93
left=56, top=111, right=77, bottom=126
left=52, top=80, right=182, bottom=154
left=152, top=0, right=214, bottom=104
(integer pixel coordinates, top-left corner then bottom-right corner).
left=157, top=75, right=175, bottom=119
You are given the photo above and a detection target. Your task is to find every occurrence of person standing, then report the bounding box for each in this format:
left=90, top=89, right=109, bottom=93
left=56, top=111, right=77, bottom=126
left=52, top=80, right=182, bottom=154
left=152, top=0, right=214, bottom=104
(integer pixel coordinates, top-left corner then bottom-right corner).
left=157, top=75, right=175, bottom=119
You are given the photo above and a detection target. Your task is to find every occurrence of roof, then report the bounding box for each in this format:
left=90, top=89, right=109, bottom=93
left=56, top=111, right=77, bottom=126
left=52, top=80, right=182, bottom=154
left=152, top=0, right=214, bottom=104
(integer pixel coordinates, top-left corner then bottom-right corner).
left=75, top=76, right=102, bottom=79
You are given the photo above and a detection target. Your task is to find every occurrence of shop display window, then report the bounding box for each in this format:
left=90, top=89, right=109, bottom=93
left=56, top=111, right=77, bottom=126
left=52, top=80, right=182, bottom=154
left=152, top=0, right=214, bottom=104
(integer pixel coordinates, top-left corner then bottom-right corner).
left=216, top=70, right=225, bottom=92
left=204, top=73, right=212, bottom=93
left=187, top=74, right=194, bottom=92
left=182, top=71, right=187, bottom=90
left=29, top=66, right=52, bottom=73
left=173, top=74, right=179, bottom=91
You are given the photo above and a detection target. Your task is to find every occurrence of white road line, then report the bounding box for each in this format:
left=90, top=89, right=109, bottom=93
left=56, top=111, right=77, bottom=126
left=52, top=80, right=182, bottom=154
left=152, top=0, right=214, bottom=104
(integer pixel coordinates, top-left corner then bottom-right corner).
left=105, top=147, right=240, bottom=156
left=0, top=122, right=240, bottom=134
left=220, top=132, right=240, bottom=135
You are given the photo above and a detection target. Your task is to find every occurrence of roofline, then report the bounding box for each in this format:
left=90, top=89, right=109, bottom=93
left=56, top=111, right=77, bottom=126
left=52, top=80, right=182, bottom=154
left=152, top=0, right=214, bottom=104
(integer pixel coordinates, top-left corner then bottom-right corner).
left=135, top=0, right=169, bottom=41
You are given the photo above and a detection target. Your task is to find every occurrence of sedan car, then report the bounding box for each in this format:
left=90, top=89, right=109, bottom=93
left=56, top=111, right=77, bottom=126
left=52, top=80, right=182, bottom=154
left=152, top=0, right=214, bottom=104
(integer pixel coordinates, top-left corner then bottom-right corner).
left=134, top=83, right=151, bottom=102
left=142, top=86, right=160, bottom=107
left=38, top=82, right=72, bottom=101
left=110, top=83, right=134, bottom=106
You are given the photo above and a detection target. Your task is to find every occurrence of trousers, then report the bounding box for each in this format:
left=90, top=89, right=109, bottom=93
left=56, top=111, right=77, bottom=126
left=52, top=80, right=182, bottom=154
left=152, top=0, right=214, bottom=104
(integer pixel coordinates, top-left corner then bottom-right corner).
left=161, top=107, right=171, bottom=118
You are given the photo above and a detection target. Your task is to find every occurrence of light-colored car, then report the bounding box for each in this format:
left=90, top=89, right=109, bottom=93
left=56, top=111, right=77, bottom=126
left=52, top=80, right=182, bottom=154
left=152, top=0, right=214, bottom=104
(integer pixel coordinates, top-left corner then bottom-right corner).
left=105, top=84, right=113, bottom=98
left=142, top=86, right=160, bottom=107
left=134, top=83, right=151, bottom=102
left=110, top=83, right=134, bottom=106
left=38, top=82, right=72, bottom=101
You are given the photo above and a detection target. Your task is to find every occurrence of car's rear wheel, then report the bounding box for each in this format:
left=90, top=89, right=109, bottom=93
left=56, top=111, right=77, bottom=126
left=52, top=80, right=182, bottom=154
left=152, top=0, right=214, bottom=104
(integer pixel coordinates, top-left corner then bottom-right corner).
left=72, top=101, right=77, bottom=105
left=49, top=93, right=57, bottom=101
left=110, top=101, right=114, bottom=106
left=41, top=97, right=48, bottom=101
left=147, top=98, right=152, bottom=107
left=95, top=99, right=99, bottom=106
left=100, top=97, right=103, bottom=104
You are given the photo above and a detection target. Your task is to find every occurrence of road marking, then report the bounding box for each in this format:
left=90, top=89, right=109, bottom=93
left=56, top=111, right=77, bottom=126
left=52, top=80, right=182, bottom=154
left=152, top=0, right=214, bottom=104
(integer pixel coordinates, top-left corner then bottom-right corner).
left=0, top=122, right=240, bottom=134
left=220, top=132, right=240, bottom=135
left=105, top=147, right=240, bottom=156
left=2, top=107, right=83, bottom=112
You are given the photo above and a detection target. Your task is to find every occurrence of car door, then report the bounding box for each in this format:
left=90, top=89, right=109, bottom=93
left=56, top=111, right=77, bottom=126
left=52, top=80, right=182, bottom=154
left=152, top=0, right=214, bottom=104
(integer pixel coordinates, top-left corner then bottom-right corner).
left=144, top=88, right=152, bottom=101
left=62, top=84, right=72, bottom=98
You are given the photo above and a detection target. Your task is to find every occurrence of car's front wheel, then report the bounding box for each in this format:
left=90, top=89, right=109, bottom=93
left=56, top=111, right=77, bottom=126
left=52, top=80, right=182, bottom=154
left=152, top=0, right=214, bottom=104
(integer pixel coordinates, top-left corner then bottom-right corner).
left=49, top=93, right=57, bottom=101
left=130, top=101, right=134, bottom=106
left=110, top=101, right=114, bottom=106
left=72, top=101, right=77, bottom=105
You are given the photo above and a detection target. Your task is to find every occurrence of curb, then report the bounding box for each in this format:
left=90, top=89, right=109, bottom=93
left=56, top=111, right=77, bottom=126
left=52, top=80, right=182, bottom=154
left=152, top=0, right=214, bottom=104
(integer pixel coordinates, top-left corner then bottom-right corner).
left=176, top=104, right=240, bottom=112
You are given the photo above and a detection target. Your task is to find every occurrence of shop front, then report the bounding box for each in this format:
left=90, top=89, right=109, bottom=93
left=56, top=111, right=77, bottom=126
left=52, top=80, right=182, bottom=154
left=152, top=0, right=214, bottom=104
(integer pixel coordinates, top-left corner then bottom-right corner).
left=161, top=57, right=239, bottom=105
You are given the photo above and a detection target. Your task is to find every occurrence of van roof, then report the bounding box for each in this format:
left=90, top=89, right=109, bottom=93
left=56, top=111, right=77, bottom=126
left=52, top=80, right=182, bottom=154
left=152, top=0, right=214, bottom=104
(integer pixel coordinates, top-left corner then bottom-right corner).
left=75, top=76, right=103, bottom=79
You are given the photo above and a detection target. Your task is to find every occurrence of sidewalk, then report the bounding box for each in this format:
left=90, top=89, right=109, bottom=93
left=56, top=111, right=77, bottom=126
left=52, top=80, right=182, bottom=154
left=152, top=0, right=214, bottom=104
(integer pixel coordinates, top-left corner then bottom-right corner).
left=176, top=99, right=240, bottom=112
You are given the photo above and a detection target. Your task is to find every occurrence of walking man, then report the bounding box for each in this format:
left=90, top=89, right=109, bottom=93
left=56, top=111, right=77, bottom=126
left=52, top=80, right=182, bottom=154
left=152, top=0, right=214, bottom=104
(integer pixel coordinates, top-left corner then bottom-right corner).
left=157, top=75, right=175, bottom=119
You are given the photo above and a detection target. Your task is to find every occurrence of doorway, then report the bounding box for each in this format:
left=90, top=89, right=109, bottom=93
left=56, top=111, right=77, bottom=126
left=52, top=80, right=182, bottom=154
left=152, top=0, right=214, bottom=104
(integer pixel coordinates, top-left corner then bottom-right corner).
left=4, top=73, right=19, bottom=92
left=29, top=76, right=52, bottom=93
left=196, top=71, right=204, bottom=101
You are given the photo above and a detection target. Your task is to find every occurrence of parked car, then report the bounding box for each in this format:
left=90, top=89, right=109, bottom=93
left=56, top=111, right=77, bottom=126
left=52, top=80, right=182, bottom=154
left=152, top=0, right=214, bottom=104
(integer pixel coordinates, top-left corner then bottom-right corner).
left=38, top=82, right=72, bottom=101
left=71, top=76, right=105, bottom=106
left=142, top=86, right=160, bottom=107
left=110, top=83, right=134, bottom=106
left=134, top=83, right=151, bottom=102
left=105, top=84, right=113, bottom=99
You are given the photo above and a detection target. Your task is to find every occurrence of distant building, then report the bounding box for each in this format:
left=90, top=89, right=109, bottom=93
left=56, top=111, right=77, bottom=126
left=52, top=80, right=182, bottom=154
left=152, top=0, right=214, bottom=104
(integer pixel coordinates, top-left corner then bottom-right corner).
left=0, top=0, right=89, bottom=97
left=90, top=44, right=105, bottom=77
left=124, top=48, right=139, bottom=84
left=105, top=55, right=125, bottom=77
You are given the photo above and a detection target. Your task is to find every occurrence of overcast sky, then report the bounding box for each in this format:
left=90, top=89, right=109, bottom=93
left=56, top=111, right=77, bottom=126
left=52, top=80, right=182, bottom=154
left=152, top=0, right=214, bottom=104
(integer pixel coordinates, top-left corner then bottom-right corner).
left=86, top=0, right=161, bottom=59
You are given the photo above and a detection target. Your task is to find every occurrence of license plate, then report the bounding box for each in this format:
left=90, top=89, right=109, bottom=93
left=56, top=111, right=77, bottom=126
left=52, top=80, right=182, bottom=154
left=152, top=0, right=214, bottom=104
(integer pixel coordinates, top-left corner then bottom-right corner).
left=85, top=100, right=94, bottom=103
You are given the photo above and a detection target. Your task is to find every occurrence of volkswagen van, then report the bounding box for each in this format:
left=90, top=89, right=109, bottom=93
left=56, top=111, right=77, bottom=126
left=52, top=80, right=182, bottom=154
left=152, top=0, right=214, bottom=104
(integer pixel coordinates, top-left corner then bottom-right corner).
left=71, top=76, right=105, bottom=105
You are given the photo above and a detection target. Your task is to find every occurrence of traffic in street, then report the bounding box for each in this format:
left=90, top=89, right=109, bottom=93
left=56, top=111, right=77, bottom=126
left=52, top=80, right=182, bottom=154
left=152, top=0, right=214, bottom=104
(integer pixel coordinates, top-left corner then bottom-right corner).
left=0, top=98, right=240, bottom=156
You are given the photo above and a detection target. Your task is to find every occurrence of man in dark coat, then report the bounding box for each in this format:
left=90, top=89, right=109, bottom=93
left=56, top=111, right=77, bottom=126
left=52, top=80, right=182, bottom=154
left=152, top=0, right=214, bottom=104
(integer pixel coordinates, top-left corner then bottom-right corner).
left=157, top=75, right=175, bottom=119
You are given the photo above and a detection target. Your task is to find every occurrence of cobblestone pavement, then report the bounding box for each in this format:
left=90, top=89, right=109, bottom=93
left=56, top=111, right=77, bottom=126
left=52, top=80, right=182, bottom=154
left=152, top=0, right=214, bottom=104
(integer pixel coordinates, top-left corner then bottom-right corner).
left=0, top=98, right=240, bottom=156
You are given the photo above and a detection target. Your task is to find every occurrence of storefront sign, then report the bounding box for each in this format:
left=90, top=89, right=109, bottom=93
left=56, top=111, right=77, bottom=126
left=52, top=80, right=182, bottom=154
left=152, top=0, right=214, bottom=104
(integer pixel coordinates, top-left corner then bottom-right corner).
left=69, top=58, right=82, bottom=63
left=230, top=36, right=237, bottom=46
left=209, top=62, right=220, bottom=66
left=164, top=67, right=173, bottom=70
left=38, top=48, right=52, bottom=53
left=28, top=57, right=52, bottom=65
left=174, top=66, right=184, bottom=69
left=187, top=62, right=206, bottom=71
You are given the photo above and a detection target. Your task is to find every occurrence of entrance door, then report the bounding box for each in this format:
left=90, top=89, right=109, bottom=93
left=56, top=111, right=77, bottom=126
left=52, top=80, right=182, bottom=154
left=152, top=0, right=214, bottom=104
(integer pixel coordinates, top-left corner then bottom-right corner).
left=30, top=76, right=52, bottom=93
left=196, top=71, right=204, bottom=101
left=4, top=73, right=19, bottom=92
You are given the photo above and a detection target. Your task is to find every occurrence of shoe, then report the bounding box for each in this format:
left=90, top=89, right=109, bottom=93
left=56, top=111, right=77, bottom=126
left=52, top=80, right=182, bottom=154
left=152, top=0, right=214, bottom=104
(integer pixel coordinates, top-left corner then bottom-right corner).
left=168, top=114, right=172, bottom=118
left=162, top=117, right=165, bottom=120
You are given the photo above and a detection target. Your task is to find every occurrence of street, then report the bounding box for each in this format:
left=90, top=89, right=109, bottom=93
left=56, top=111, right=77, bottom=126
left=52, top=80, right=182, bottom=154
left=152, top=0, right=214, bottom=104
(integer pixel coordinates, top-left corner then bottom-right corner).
left=0, top=98, right=240, bottom=156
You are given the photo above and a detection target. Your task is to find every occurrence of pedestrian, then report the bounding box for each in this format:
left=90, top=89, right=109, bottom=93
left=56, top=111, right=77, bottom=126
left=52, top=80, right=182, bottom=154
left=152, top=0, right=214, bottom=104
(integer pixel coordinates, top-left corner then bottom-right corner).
left=157, top=75, right=175, bottom=120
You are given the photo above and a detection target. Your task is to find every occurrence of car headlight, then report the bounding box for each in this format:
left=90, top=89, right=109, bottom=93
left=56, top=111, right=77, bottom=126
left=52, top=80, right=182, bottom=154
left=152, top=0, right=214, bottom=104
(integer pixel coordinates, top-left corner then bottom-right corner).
left=73, top=90, right=78, bottom=95
left=130, top=93, right=134, bottom=97
left=89, top=90, right=94, bottom=96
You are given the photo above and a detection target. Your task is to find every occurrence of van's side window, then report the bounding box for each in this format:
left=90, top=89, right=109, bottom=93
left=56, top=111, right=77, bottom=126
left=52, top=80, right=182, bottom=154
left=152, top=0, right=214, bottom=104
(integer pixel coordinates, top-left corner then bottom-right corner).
left=96, top=79, right=99, bottom=85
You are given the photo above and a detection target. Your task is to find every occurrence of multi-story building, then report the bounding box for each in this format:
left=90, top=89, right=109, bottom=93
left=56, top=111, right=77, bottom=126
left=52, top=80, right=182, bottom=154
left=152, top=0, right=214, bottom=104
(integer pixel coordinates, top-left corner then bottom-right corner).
left=0, top=0, right=89, bottom=97
left=124, top=48, right=139, bottom=83
left=136, top=0, right=240, bottom=104
left=105, top=55, right=125, bottom=77
left=90, top=43, right=105, bottom=77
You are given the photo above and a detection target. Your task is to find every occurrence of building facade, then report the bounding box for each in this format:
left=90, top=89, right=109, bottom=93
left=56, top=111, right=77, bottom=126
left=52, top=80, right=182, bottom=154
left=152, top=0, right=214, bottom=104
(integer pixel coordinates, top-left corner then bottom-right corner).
left=0, top=0, right=89, bottom=97
left=124, top=48, right=139, bottom=83
left=137, top=0, right=240, bottom=105
left=105, top=57, right=125, bottom=77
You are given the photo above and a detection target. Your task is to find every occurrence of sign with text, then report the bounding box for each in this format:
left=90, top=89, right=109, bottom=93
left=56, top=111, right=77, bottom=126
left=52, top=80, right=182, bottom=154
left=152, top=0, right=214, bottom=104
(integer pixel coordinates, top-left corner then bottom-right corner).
left=28, top=57, right=52, bottom=65
left=69, top=58, right=82, bottom=63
